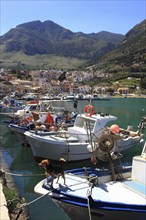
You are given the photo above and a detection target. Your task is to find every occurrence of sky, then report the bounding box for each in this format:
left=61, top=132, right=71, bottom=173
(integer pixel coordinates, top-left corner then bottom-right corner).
left=0, top=0, right=146, bottom=36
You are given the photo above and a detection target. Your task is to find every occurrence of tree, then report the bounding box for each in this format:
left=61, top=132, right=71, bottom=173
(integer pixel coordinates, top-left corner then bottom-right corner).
left=140, top=77, right=146, bottom=89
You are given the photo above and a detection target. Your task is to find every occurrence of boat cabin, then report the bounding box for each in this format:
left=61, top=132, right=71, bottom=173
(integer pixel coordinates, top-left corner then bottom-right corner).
left=14, top=104, right=40, bottom=117
left=67, top=113, right=117, bottom=141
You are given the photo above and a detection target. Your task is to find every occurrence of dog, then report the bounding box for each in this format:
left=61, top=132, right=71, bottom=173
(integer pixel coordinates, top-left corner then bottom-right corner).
left=38, top=158, right=66, bottom=188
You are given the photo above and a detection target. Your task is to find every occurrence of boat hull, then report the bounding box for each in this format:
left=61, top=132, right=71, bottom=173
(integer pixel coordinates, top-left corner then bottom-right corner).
left=34, top=144, right=146, bottom=220
left=9, top=124, right=31, bottom=145
left=25, top=131, right=92, bottom=161
left=116, top=135, right=145, bottom=152
left=34, top=167, right=146, bottom=220
left=54, top=199, right=146, bottom=220
left=25, top=129, right=145, bottom=162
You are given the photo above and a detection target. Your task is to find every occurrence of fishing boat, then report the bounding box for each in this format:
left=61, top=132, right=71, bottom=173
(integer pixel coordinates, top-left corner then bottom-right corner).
left=8, top=99, right=73, bottom=119
left=8, top=120, right=35, bottom=145
left=21, top=92, right=38, bottom=101
left=24, top=105, right=145, bottom=162
left=13, top=103, right=40, bottom=118
left=0, top=97, right=23, bottom=113
left=8, top=110, right=76, bottom=146
left=34, top=142, right=146, bottom=220
left=8, top=98, right=77, bottom=145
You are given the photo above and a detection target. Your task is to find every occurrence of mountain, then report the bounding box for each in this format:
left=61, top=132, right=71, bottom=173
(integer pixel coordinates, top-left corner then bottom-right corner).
left=0, top=20, right=145, bottom=72
left=88, top=19, right=146, bottom=76
left=0, top=20, right=124, bottom=69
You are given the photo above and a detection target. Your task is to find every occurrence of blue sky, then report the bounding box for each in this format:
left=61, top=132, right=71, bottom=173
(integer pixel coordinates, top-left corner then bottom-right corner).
left=1, top=0, right=145, bottom=36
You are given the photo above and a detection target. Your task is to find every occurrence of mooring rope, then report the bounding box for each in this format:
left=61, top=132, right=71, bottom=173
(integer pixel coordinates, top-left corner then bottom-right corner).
left=25, top=191, right=52, bottom=206
left=3, top=170, right=99, bottom=179
left=86, top=186, right=93, bottom=220
left=3, top=170, right=45, bottom=177
left=0, top=168, right=98, bottom=219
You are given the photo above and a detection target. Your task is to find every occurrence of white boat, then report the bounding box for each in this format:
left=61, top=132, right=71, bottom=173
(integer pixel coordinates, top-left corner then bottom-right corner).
left=64, top=93, right=75, bottom=100
left=13, top=103, right=40, bottom=118
left=22, top=92, right=37, bottom=101
left=8, top=99, right=77, bottom=145
left=34, top=142, right=146, bottom=220
left=8, top=110, right=76, bottom=145
left=11, top=99, right=73, bottom=119
left=0, top=97, right=23, bottom=113
left=74, top=93, right=110, bottom=101
left=8, top=122, right=35, bottom=146
left=24, top=105, right=145, bottom=162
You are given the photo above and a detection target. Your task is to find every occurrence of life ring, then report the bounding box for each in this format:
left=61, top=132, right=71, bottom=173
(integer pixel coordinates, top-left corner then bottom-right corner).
left=84, top=105, right=94, bottom=117
left=24, top=116, right=33, bottom=126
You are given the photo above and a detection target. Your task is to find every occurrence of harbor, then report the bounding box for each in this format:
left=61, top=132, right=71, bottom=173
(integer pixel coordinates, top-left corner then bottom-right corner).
left=0, top=98, right=146, bottom=220
left=1, top=1, right=146, bottom=219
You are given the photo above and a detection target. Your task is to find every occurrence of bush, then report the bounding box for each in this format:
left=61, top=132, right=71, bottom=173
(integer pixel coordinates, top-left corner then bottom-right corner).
left=3, top=186, right=19, bottom=210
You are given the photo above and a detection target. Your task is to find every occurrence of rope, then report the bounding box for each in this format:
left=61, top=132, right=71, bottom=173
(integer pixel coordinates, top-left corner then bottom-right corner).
left=3, top=170, right=97, bottom=180
left=25, top=174, right=96, bottom=208
left=1, top=168, right=100, bottom=220
left=25, top=191, right=51, bottom=207
left=6, top=190, right=52, bottom=219
left=2, top=170, right=45, bottom=177
left=4, top=167, right=91, bottom=181
left=86, top=185, right=93, bottom=220
left=0, top=169, right=50, bottom=216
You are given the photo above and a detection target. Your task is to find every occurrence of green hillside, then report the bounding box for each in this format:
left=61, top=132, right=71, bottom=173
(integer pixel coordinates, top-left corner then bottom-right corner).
left=0, top=20, right=124, bottom=69
left=88, top=20, right=146, bottom=77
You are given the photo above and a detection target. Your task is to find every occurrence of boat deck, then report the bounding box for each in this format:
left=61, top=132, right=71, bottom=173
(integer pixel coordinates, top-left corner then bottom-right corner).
left=123, top=180, right=146, bottom=198
left=39, top=173, right=146, bottom=206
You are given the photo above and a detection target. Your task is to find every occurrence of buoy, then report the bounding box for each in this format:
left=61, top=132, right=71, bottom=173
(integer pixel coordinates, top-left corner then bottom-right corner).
left=40, top=125, right=46, bottom=130
left=87, top=143, right=98, bottom=152
left=87, top=144, right=93, bottom=152
left=91, top=156, right=97, bottom=165
left=110, top=124, right=120, bottom=134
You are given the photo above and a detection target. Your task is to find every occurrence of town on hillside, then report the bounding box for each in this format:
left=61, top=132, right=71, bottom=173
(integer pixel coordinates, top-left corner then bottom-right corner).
left=0, top=68, right=145, bottom=100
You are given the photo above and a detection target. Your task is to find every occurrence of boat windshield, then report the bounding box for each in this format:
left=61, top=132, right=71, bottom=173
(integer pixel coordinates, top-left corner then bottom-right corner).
left=24, top=105, right=38, bottom=111
left=24, top=105, right=30, bottom=111
left=29, top=105, right=39, bottom=111
left=75, top=117, right=95, bottom=131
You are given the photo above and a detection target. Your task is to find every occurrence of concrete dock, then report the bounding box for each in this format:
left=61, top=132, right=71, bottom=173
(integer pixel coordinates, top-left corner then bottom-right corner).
left=0, top=182, right=10, bottom=220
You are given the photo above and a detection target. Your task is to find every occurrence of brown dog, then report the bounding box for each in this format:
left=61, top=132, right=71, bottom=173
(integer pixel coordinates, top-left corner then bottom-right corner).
left=38, top=158, right=66, bottom=188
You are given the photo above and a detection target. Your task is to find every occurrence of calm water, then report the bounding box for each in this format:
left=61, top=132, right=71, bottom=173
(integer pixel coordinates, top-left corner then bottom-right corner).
left=0, top=98, right=146, bottom=220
